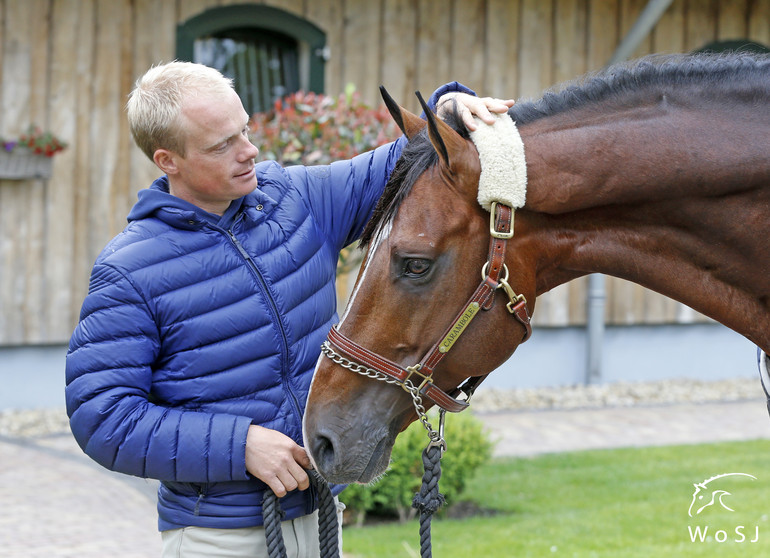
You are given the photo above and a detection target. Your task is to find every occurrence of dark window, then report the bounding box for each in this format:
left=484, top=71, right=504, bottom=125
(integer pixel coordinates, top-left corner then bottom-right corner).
left=177, top=5, right=326, bottom=114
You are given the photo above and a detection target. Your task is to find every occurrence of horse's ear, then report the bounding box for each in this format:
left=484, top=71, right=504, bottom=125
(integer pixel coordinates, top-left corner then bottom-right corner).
left=380, top=86, right=425, bottom=140
left=414, top=91, right=466, bottom=171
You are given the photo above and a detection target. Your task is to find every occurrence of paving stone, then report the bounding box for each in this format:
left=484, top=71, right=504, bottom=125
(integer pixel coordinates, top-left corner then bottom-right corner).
left=0, top=435, right=160, bottom=558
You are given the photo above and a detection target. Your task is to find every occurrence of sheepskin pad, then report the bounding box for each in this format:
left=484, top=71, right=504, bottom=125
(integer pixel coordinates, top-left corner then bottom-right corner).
left=469, top=113, right=527, bottom=212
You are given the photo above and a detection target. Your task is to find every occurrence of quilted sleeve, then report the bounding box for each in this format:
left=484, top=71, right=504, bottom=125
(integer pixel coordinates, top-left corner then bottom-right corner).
left=65, top=263, right=253, bottom=483
left=287, top=81, right=477, bottom=250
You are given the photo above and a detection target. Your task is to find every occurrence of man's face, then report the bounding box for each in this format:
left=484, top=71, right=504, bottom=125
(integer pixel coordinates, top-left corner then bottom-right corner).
left=165, top=88, right=260, bottom=215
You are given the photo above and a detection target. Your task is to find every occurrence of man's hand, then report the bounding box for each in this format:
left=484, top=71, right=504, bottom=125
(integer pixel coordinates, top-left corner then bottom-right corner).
left=437, top=92, right=515, bottom=131
left=245, top=425, right=312, bottom=497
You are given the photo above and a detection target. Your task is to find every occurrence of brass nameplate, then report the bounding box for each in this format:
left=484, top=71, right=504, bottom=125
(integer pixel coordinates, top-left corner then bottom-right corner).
left=438, top=302, right=480, bottom=353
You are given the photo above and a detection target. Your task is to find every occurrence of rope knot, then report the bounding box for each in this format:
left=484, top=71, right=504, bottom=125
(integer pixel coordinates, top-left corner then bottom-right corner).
left=412, top=491, right=446, bottom=514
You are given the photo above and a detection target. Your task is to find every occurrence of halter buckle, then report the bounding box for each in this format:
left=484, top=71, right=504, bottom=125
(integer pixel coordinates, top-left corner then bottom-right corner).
left=499, top=275, right=527, bottom=313
left=404, top=364, right=433, bottom=392
left=490, top=201, right=514, bottom=239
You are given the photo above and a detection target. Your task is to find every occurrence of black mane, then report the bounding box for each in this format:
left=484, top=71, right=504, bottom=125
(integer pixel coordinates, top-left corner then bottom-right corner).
left=359, top=52, right=770, bottom=247
left=510, top=51, right=770, bottom=125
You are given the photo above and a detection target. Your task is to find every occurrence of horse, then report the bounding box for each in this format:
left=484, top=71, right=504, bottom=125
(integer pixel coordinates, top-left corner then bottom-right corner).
left=303, top=53, right=770, bottom=485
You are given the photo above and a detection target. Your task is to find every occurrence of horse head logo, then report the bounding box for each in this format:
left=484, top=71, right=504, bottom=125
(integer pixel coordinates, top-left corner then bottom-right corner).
left=688, top=473, right=757, bottom=517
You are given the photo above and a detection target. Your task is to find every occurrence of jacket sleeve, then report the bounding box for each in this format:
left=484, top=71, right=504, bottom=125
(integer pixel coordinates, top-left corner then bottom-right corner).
left=65, top=262, right=253, bottom=483
left=287, top=81, right=477, bottom=251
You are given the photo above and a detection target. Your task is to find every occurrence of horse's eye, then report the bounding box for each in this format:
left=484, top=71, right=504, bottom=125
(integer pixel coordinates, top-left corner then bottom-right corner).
left=404, top=258, right=432, bottom=277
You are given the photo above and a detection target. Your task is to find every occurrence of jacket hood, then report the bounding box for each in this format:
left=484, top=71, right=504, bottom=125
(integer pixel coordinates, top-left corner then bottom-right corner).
left=127, top=176, right=201, bottom=222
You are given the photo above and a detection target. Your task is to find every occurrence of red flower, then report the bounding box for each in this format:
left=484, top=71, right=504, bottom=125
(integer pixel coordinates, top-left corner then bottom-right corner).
left=0, top=125, right=67, bottom=157
left=249, top=87, right=399, bottom=166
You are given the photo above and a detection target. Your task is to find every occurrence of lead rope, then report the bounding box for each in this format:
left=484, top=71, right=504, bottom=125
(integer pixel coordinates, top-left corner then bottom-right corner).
left=759, top=350, right=770, bottom=417
left=412, top=409, right=447, bottom=558
left=263, top=469, right=340, bottom=558
left=318, top=343, right=459, bottom=558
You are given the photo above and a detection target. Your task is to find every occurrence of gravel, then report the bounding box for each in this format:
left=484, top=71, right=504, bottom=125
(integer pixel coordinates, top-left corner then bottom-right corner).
left=471, top=377, right=764, bottom=413
left=0, top=407, right=70, bottom=438
left=0, top=377, right=763, bottom=438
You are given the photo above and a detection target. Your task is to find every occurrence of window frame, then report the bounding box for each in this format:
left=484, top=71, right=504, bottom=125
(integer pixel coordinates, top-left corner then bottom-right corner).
left=176, top=4, right=326, bottom=93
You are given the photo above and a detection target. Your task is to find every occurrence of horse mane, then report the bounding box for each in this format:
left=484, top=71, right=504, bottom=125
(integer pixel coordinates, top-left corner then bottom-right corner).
left=510, top=51, right=770, bottom=124
left=359, top=52, right=770, bottom=247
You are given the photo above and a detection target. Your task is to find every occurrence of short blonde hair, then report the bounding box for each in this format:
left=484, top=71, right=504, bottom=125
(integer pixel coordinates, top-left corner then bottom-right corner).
left=126, top=61, right=234, bottom=160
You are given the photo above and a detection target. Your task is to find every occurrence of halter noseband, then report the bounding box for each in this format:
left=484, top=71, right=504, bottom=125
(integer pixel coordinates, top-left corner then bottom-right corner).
left=321, top=202, right=532, bottom=415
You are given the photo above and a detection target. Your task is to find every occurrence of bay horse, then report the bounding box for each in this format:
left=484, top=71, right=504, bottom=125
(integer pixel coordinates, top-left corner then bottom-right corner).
left=303, top=53, right=770, bottom=484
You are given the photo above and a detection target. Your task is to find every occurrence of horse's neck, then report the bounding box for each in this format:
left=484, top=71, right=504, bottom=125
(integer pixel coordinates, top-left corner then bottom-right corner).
left=523, top=101, right=769, bottom=214
left=519, top=101, right=770, bottom=352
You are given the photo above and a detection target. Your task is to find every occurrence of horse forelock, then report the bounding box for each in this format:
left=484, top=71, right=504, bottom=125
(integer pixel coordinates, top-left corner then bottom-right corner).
left=509, top=52, right=770, bottom=125
left=359, top=108, right=469, bottom=248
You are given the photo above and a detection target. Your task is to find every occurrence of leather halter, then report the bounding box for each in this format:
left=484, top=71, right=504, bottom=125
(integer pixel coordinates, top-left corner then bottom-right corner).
left=322, top=202, right=532, bottom=413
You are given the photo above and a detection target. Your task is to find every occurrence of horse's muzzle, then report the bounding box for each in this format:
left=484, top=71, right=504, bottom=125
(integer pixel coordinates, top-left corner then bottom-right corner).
left=308, top=426, right=394, bottom=484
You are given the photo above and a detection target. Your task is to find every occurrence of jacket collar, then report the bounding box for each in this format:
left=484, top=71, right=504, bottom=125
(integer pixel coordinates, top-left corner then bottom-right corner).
left=127, top=175, right=276, bottom=230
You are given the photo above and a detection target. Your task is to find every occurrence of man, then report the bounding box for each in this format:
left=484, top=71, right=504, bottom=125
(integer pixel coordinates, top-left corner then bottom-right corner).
left=65, top=61, right=512, bottom=557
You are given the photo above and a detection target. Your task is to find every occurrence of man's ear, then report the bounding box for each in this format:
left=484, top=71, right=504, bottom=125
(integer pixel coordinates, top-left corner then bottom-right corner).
left=153, top=148, right=179, bottom=175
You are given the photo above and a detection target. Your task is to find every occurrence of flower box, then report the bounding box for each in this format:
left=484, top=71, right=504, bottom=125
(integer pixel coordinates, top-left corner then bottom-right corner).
left=0, top=147, right=53, bottom=180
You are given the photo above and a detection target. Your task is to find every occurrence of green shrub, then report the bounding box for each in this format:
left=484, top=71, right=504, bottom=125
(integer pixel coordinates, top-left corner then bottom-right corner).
left=340, top=410, right=494, bottom=525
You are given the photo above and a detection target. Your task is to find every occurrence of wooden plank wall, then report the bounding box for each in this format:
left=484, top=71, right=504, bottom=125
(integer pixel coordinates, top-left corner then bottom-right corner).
left=0, top=0, right=768, bottom=345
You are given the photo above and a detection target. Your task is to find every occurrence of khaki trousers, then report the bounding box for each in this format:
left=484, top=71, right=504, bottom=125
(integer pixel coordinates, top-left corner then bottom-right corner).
left=161, top=500, right=344, bottom=558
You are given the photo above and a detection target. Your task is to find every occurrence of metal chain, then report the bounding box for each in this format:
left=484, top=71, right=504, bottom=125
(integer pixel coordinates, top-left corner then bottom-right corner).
left=320, top=342, right=402, bottom=387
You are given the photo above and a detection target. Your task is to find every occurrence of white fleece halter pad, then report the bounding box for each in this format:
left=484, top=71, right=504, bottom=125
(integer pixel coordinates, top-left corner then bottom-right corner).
left=469, top=112, right=527, bottom=212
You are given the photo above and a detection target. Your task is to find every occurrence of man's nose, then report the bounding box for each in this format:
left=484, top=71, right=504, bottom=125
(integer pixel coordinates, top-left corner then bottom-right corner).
left=241, top=137, right=259, bottom=160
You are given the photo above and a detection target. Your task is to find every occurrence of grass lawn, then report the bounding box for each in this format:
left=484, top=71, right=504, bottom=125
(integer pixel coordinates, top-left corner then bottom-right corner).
left=341, top=439, right=770, bottom=557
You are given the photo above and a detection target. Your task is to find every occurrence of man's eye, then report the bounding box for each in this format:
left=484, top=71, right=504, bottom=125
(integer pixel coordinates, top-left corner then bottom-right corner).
left=404, top=259, right=432, bottom=277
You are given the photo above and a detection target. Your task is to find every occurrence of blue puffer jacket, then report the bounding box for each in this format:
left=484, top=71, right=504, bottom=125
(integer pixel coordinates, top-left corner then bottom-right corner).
left=65, top=82, right=473, bottom=531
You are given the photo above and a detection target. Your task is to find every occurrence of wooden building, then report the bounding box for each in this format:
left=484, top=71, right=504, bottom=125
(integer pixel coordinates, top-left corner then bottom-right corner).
left=1, top=0, right=768, bottom=347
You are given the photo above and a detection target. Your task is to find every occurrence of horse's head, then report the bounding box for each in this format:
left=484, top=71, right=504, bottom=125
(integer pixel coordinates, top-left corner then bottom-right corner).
left=303, top=89, right=535, bottom=484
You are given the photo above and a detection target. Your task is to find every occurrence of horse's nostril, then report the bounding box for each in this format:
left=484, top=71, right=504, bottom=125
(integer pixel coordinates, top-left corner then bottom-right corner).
left=313, top=434, right=335, bottom=472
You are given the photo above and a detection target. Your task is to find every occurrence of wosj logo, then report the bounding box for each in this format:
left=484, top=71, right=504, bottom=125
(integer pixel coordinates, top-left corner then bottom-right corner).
left=687, top=473, right=760, bottom=544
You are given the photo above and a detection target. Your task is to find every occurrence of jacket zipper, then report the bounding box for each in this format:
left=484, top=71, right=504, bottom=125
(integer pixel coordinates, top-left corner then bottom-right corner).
left=224, top=223, right=304, bottom=424
left=194, top=486, right=205, bottom=516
